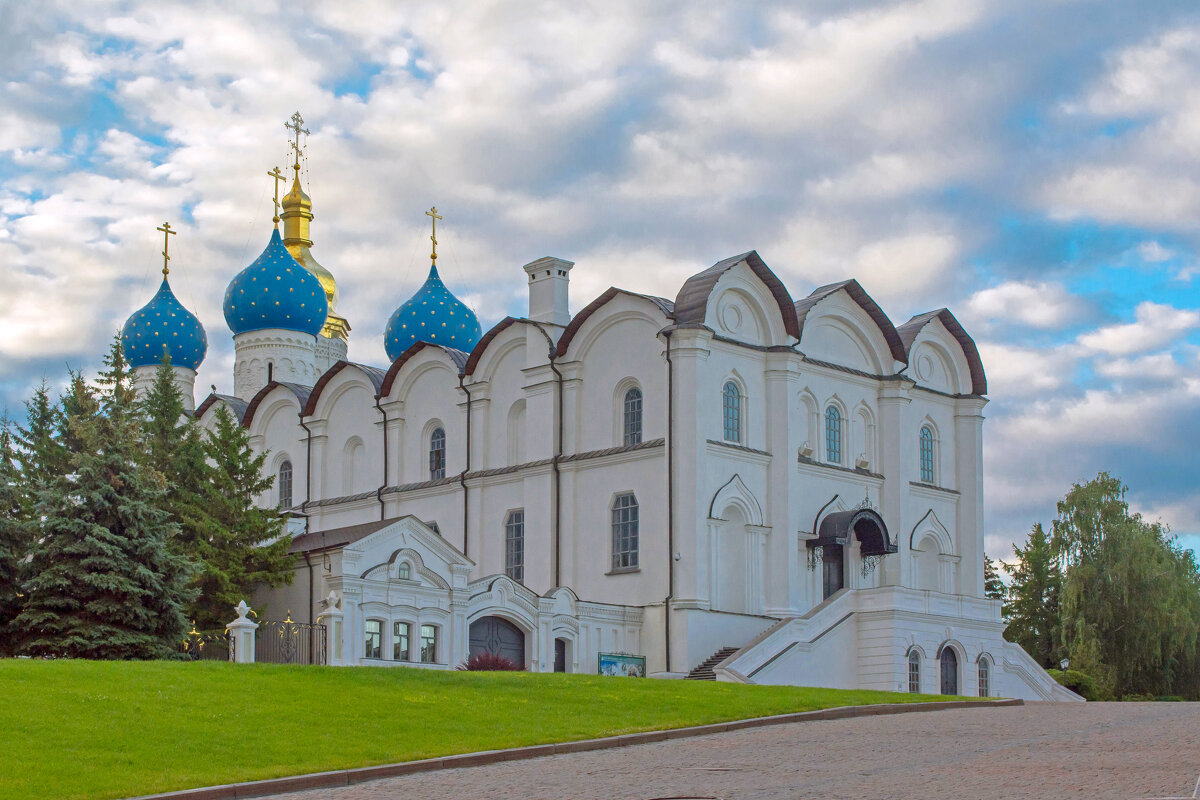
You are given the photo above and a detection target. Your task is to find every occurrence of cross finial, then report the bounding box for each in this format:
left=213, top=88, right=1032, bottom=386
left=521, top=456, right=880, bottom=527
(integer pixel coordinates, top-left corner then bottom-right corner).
left=425, top=206, right=442, bottom=263
left=267, top=166, right=285, bottom=226
left=156, top=221, right=176, bottom=277
left=285, top=111, right=310, bottom=174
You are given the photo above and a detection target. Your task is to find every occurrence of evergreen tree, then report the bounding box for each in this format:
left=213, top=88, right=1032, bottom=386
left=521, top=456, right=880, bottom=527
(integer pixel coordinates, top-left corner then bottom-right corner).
left=15, top=379, right=64, bottom=503
left=185, top=404, right=293, bottom=628
left=10, top=360, right=194, bottom=658
left=0, top=415, right=24, bottom=649
left=1003, top=523, right=1061, bottom=668
left=983, top=555, right=1005, bottom=601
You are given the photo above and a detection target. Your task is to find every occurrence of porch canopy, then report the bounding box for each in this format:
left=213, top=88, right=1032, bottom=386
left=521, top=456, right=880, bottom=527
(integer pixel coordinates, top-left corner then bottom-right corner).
left=807, top=508, right=897, bottom=557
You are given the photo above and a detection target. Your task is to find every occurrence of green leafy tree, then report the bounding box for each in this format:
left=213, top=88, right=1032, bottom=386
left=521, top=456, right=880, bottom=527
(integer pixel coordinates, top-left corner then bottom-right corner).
left=10, top=349, right=194, bottom=658
left=183, top=404, right=293, bottom=628
left=983, top=555, right=1005, bottom=601
left=1003, top=523, right=1061, bottom=668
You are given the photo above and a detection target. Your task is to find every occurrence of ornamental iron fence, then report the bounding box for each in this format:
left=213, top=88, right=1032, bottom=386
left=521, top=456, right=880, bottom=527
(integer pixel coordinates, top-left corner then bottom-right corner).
left=180, top=625, right=232, bottom=661
left=256, top=614, right=327, bottom=665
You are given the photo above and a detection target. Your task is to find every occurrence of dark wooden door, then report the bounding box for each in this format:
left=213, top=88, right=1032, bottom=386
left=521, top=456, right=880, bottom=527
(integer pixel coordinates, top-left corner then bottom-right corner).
left=940, top=648, right=958, bottom=695
left=822, top=544, right=844, bottom=599
left=554, top=638, right=567, bottom=673
left=469, top=616, right=525, bottom=668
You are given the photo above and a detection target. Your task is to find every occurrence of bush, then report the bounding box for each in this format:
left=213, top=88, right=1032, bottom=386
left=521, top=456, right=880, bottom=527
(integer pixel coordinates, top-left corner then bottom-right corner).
left=457, top=652, right=522, bottom=671
left=1053, top=669, right=1100, bottom=701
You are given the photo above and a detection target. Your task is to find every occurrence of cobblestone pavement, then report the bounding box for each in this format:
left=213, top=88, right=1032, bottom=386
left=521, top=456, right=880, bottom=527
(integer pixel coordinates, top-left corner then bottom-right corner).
left=266, top=703, right=1200, bottom=800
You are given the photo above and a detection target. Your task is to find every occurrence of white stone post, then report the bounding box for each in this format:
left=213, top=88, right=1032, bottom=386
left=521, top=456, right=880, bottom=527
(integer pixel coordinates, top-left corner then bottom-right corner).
left=227, top=600, right=259, bottom=663
left=317, top=591, right=344, bottom=666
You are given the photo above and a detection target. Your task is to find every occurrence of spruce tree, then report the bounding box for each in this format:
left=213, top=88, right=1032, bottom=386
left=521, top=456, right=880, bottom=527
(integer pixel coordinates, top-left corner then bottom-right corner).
left=185, top=404, right=293, bottom=628
left=983, top=555, right=1005, bottom=601
left=11, top=347, right=194, bottom=658
left=0, top=415, right=24, bottom=649
left=1002, top=523, right=1061, bottom=667
left=15, top=379, right=64, bottom=507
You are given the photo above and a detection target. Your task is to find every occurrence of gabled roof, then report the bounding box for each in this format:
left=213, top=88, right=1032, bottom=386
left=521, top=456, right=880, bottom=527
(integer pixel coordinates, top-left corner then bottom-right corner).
left=241, top=381, right=313, bottom=428
left=794, top=279, right=907, bottom=365
left=554, top=289, right=676, bottom=358
left=897, top=308, right=987, bottom=396
left=673, top=251, right=800, bottom=339
left=302, top=361, right=389, bottom=416
left=378, top=341, right=469, bottom=398
left=194, top=392, right=247, bottom=421
left=289, top=517, right=402, bottom=554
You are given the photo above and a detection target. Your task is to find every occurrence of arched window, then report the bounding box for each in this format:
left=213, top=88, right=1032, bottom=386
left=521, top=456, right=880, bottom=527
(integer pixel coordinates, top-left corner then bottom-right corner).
left=908, top=649, right=921, bottom=693
left=722, top=381, right=741, bottom=443
left=278, top=460, right=293, bottom=509
left=919, top=425, right=935, bottom=483
left=611, top=493, right=639, bottom=571
left=825, top=406, right=842, bottom=463
left=397, top=562, right=411, bottom=581
left=623, top=387, right=643, bottom=446
left=978, top=657, right=990, bottom=697
left=505, top=509, right=525, bottom=583
left=429, top=427, right=446, bottom=479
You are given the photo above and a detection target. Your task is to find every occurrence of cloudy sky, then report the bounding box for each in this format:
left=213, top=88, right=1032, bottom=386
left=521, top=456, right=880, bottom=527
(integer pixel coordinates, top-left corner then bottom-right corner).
left=3, top=0, right=1199, bottom=561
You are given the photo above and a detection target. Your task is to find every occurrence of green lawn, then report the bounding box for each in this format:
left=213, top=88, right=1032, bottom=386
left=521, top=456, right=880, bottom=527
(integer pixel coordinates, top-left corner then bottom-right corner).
left=1, top=659, right=958, bottom=800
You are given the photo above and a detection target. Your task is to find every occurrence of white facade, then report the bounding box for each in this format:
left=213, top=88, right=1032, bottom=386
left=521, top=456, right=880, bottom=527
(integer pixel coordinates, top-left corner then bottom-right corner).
left=195, top=249, right=1077, bottom=701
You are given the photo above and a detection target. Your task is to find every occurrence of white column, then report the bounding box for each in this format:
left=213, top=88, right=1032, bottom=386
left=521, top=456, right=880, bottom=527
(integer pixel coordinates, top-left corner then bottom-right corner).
left=226, top=600, right=259, bottom=663
left=317, top=591, right=345, bottom=666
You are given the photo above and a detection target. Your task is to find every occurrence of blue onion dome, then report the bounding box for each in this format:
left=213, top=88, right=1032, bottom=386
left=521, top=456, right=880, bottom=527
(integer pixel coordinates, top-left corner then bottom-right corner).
left=121, top=276, right=208, bottom=370
left=384, top=264, right=482, bottom=361
left=223, top=228, right=328, bottom=336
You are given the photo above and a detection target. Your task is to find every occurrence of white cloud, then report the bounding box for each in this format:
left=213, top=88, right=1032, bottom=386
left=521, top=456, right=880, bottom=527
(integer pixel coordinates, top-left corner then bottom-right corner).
left=975, top=342, right=1078, bottom=397
left=1077, top=301, right=1199, bottom=356
left=966, top=281, right=1083, bottom=329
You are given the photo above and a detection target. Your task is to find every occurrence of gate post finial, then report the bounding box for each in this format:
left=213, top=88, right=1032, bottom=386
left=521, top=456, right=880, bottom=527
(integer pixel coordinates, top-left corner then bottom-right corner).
left=227, top=600, right=260, bottom=664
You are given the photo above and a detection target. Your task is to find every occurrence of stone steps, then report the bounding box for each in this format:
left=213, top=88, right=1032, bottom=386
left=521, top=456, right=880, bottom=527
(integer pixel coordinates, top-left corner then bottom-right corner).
left=685, top=646, right=740, bottom=680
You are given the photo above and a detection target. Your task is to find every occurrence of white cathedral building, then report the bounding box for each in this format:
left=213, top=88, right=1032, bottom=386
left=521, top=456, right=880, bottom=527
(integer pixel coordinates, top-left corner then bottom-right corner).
left=121, top=123, right=1076, bottom=701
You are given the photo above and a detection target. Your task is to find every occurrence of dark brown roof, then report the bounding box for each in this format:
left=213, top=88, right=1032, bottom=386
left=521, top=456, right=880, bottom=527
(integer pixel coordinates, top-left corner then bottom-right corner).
left=288, top=517, right=401, bottom=554
left=379, top=342, right=470, bottom=397
left=673, top=251, right=800, bottom=339
left=302, top=361, right=389, bottom=416
left=464, top=316, right=523, bottom=375
left=554, top=289, right=676, bottom=357
left=194, top=393, right=247, bottom=421
left=241, top=381, right=313, bottom=428
left=794, top=279, right=907, bottom=365
left=897, top=309, right=987, bottom=396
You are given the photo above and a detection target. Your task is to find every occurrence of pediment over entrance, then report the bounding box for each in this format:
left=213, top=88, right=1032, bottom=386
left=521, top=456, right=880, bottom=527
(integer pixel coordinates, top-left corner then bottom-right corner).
left=807, top=508, right=897, bottom=557
left=343, top=515, right=474, bottom=590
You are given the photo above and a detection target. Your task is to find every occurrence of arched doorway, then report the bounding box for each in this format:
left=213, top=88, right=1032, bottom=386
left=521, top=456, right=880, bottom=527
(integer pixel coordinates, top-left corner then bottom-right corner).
left=469, top=616, right=525, bottom=668
left=940, top=647, right=958, bottom=695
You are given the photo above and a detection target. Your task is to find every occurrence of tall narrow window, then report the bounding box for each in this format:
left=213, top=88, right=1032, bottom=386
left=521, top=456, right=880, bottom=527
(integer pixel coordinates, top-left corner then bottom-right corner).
left=397, top=562, right=411, bottom=580
left=611, top=493, right=639, bottom=571
left=919, top=425, right=935, bottom=483
left=393, top=622, right=411, bottom=661
left=420, top=624, right=438, bottom=663
left=364, top=619, right=382, bottom=659
left=908, top=649, right=921, bottom=693
left=623, top=387, right=643, bottom=446
left=429, top=427, right=446, bottom=479
left=978, top=658, right=990, bottom=697
left=825, top=406, right=842, bottom=464
left=505, top=509, right=525, bottom=583
left=278, top=460, right=293, bottom=509
left=722, top=381, right=741, bottom=443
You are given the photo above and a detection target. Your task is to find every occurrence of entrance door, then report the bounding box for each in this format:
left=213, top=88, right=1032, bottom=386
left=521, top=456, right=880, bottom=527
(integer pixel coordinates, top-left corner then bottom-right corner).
left=822, top=544, right=845, bottom=600
left=468, top=616, right=525, bottom=668
left=940, top=648, right=958, bottom=695
left=554, top=638, right=567, bottom=673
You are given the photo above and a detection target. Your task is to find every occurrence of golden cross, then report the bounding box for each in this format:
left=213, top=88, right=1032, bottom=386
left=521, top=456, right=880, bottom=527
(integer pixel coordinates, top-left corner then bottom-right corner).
left=285, top=111, right=309, bottom=171
left=426, top=206, right=442, bottom=263
left=156, top=221, right=176, bottom=277
left=267, top=166, right=285, bottom=225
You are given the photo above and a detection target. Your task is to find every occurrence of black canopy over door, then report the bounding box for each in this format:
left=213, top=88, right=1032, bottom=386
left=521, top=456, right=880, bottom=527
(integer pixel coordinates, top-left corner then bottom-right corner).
left=940, top=648, right=958, bottom=695
left=469, top=616, right=525, bottom=668
left=822, top=544, right=845, bottom=600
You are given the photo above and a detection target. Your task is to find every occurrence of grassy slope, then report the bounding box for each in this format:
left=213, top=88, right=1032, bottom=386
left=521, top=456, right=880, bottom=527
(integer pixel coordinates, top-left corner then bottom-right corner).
left=1, top=660, right=957, bottom=800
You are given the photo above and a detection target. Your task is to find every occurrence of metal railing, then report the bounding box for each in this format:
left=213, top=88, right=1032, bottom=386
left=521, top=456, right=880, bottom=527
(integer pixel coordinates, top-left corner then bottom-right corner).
left=256, top=613, right=327, bottom=665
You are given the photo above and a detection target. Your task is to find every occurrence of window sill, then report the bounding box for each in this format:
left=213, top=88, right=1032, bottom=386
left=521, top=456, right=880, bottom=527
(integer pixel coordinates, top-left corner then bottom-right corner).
left=606, top=566, right=641, bottom=576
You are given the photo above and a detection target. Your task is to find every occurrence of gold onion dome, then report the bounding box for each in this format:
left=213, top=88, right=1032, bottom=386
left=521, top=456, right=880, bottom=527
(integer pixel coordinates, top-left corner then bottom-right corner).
left=280, top=170, right=349, bottom=341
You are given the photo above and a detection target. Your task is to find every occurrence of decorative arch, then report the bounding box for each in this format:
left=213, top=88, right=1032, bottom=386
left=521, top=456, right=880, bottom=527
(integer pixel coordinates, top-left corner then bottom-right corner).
left=909, top=509, right=953, bottom=554
left=897, top=308, right=986, bottom=395
left=851, top=401, right=876, bottom=469
left=614, top=377, right=644, bottom=447
left=797, top=389, right=819, bottom=458
left=303, top=361, right=387, bottom=416
left=464, top=316, right=523, bottom=376
left=808, top=507, right=896, bottom=556
left=794, top=279, right=906, bottom=365
left=673, top=251, right=800, bottom=340
left=555, top=289, right=675, bottom=358
left=242, top=381, right=312, bottom=428
left=708, top=473, right=765, bottom=526
left=379, top=341, right=469, bottom=398
left=506, top=399, right=526, bottom=465
left=341, top=436, right=365, bottom=494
